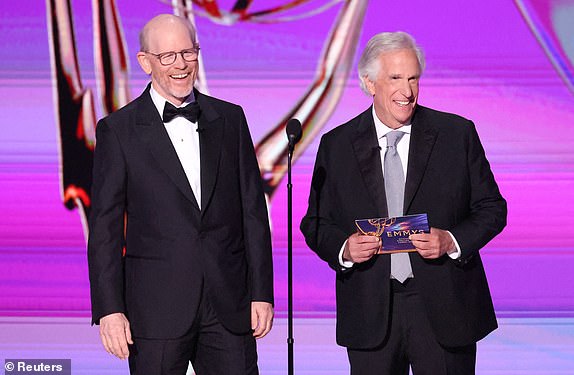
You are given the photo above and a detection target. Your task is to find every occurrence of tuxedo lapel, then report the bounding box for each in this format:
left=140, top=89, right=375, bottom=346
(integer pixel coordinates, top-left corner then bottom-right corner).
left=351, top=108, right=388, bottom=217
left=404, top=106, right=438, bottom=214
left=134, top=89, right=201, bottom=210
left=196, top=91, right=223, bottom=216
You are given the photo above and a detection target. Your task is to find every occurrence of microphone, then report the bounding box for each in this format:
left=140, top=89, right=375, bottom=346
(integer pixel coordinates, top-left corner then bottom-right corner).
left=196, top=126, right=204, bottom=133
left=286, top=119, right=302, bottom=151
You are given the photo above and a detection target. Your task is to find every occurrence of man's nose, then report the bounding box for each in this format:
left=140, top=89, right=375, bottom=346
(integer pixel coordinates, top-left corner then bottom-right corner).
left=400, top=80, right=413, bottom=97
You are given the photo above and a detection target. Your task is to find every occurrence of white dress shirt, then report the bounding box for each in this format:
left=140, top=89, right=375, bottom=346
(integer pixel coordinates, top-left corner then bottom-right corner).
left=149, top=87, right=202, bottom=209
left=338, top=107, right=461, bottom=269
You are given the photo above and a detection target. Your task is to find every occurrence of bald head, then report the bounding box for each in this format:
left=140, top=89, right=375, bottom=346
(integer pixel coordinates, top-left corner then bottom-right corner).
left=139, top=14, right=197, bottom=53
left=136, top=14, right=200, bottom=106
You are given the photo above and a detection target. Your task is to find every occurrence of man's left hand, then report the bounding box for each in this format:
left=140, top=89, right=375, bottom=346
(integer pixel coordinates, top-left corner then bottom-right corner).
left=251, top=301, right=274, bottom=339
left=409, top=227, right=455, bottom=259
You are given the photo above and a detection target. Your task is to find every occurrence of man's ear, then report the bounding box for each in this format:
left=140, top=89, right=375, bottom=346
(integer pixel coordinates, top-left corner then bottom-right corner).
left=363, top=76, right=376, bottom=96
left=137, top=52, right=152, bottom=75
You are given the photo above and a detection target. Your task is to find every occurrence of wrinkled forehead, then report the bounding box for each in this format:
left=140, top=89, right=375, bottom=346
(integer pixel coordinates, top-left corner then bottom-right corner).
left=378, top=49, right=421, bottom=74
left=144, top=17, right=196, bottom=51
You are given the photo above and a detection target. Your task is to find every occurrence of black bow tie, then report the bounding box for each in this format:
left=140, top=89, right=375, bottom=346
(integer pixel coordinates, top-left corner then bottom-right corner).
left=162, top=101, right=200, bottom=123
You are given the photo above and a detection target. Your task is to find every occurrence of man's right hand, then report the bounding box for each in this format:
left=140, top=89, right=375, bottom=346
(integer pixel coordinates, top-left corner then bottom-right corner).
left=342, top=232, right=381, bottom=263
left=99, top=312, right=133, bottom=360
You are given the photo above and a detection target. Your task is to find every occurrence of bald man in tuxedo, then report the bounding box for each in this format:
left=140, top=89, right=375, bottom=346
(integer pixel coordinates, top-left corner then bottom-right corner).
left=88, top=14, right=273, bottom=375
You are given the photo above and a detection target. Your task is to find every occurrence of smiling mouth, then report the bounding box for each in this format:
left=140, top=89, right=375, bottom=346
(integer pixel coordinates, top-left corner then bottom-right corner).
left=170, top=73, right=189, bottom=79
left=394, top=100, right=411, bottom=107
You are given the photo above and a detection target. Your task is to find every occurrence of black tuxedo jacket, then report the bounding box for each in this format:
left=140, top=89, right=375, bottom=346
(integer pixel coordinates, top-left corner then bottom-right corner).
left=301, top=105, right=506, bottom=349
left=88, top=85, right=273, bottom=339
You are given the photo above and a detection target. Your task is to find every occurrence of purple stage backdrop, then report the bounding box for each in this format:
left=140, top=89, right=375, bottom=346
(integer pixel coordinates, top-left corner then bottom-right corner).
left=0, top=0, right=573, bottom=318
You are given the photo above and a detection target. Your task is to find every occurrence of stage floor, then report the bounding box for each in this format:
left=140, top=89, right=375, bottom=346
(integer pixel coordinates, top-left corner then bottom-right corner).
left=1, top=316, right=573, bottom=374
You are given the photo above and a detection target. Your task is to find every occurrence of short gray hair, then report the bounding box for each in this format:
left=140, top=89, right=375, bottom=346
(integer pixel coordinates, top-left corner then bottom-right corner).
left=357, top=32, right=425, bottom=95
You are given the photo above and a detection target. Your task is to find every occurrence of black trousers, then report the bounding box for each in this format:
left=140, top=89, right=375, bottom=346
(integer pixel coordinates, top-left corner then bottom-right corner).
left=128, top=292, right=258, bottom=375
left=348, top=279, right=476, bottom=375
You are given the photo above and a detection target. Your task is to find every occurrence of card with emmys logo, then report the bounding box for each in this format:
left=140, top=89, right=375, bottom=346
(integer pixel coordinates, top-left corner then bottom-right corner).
left=355, top=213, right=429, bottom=254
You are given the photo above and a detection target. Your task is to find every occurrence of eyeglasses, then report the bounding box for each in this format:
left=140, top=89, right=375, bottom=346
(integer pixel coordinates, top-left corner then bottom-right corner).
left=144, top=48, right=200, bottom=66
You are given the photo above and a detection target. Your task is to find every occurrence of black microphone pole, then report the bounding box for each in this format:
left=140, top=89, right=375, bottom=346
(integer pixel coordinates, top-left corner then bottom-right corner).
left=285, top=119, right=302, bottom=375
left=287, top=142, right=294, bottom=375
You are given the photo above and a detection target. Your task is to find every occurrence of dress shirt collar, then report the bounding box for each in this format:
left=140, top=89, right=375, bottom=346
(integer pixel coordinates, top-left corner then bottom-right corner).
left=372, top=106, right=412, bottom=140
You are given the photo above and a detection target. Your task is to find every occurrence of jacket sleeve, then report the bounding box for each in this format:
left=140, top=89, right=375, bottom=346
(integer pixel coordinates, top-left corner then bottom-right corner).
left=237, top=108, right=274, bottom=304
left=449, top=121, right=507, bottom=261
left=87, top=119, right=127, bottom=324
left=300, top=135, right=350, bottom=273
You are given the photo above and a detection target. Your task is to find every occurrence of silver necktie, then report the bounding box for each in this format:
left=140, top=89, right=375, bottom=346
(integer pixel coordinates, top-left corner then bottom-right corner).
left=384, top=131, right=412, bottom=283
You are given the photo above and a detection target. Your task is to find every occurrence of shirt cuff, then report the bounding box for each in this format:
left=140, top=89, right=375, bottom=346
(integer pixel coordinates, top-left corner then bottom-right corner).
left=339, top=240, right=355, bottom=269
left=447, top=231, right=462, bottom=259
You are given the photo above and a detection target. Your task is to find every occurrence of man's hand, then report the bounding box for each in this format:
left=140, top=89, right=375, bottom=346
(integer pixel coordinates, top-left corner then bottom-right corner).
left=251, top=301, right=274, bottom=339
left=343, top=232, right=381, bottom=263
left=409, top=227, right=455, bottom=259
left=99, top=312, right=133, bottom=360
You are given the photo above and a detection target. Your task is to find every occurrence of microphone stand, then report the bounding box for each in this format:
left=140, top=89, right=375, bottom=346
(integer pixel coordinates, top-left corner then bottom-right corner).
left=285, top=119, right=301, bottom=375
left=287, top=142, right=295, bottom=375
